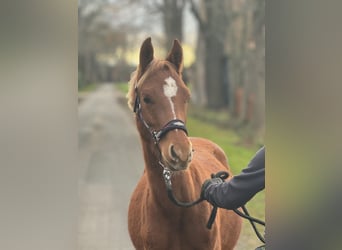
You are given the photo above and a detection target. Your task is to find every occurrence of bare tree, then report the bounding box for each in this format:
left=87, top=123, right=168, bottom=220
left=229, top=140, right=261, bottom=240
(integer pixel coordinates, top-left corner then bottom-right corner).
left=225, top=0, right=265, bottom=143
left=78, top=0, right=130, bottom=85
left=131, top=0, right=186, bottom=51
left=188, top=0, right=264, bottom=142
left=189, top=0, right=230, bottom=109
left=78, top=1, right=103, bottom=85
left=161, top=0, right=186, bottom=48
left=247, top=0, right=265, bottom=143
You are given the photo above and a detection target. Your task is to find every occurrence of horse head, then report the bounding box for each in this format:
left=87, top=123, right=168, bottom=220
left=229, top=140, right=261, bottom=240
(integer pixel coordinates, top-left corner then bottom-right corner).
left=128, top=37, right=193, bottom=171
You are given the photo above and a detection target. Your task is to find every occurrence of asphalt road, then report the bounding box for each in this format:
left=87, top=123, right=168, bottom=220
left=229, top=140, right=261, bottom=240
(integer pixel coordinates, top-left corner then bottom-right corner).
left=78, top=83, right=142, bottom=250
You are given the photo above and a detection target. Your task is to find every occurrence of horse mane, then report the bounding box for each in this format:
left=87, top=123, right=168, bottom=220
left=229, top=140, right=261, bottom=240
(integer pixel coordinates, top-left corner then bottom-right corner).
left=127, top=58, right=180, bottom=111
left=127, top=70, right=138, bottom=111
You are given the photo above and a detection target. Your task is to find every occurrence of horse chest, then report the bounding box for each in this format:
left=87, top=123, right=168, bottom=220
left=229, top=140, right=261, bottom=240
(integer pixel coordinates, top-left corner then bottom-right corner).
left=143, top=222, right=216, bottom=250
left=141, top=204, right=217, bottom=250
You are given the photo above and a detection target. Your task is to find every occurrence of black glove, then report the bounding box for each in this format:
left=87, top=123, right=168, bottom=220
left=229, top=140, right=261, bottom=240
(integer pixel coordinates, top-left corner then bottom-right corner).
left=200, top=177, right=223, bottom=200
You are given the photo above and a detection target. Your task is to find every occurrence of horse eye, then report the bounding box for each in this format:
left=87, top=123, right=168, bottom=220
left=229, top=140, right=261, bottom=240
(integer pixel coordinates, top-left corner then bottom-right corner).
left=143, top=96, right=152, bottom=104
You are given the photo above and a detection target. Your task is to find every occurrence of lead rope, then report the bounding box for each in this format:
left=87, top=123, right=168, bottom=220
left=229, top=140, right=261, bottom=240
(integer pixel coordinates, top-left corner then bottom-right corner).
left=206, top=171, right=230, bottom=229
left=162, top=167, right=203, bottom=207
left=162, top=167, right=227, bottom=229
left=162, top=168, right=216, bottom=229
left=163, top=168, right=266, bottom=242
left=234, top=206, right=265, bottom=243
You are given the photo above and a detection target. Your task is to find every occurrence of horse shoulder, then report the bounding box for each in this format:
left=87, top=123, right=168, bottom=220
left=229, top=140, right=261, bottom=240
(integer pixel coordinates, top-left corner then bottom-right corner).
left=190, top=137, right=230, bottom=169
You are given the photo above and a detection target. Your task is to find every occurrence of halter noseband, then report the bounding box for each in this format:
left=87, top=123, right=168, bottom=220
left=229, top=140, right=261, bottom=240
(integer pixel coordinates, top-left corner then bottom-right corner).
left=133, top=87, right=188, bottom=145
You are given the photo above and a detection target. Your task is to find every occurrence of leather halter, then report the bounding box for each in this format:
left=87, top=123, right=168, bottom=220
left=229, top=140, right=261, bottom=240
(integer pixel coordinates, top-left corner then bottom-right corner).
left=133, top=86, right=188, bottom=145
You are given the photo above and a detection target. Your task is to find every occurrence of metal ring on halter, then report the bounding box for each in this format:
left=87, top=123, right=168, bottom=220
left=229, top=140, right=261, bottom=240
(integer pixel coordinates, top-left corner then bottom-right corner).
left=162, top=168, right=204, bottom=208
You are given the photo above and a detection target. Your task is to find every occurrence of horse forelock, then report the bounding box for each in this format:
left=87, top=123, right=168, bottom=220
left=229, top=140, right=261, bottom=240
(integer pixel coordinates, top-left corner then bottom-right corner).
left=127, top=59, right=182, bottom=111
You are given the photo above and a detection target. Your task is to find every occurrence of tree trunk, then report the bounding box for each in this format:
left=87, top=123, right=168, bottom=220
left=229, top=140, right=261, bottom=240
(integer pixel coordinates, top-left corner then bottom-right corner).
left=204, top=35, right=228, bottom=109
left=234, top=86, right=244, bottom=118
left=250, top=0, right=265, bottom=143
left=162, top=0, right=185, bottom=50
left=192, top=32, right=207, bottom=106
left=190, top=0, right=229, bottom=109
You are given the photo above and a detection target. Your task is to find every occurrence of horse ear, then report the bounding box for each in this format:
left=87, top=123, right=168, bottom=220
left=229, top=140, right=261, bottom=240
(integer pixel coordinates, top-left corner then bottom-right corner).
left=138, top=37, right=154, bottom=78
left=166, top=39, right=183, bottom=74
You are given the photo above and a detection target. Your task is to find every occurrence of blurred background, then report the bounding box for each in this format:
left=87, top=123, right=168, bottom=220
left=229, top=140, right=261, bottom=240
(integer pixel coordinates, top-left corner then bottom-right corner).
left=78, top=0, right=265, bottom=249
left=78, top=0, right=265, bottom=145
left=3, top=1, right=342, bottom=250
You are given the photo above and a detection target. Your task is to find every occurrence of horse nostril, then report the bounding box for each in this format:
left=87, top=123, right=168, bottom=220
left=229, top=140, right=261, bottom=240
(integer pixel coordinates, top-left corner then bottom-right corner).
left=170, top=145, right=178, bottom=160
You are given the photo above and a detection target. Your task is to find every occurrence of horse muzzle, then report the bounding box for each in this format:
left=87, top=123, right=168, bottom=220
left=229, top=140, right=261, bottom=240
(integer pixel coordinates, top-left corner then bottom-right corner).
left=160, top=136, right=193, bottom=171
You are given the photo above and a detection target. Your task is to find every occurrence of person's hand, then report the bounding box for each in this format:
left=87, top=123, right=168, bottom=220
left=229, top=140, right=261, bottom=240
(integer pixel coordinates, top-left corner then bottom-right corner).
left=200, top=177, right=223, bottom=200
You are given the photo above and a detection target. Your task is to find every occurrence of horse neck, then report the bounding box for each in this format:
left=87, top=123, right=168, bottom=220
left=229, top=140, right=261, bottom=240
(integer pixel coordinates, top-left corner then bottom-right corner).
left=139, top=134, right=194, bottom=212
left=140, top=137, right=167, bottom=193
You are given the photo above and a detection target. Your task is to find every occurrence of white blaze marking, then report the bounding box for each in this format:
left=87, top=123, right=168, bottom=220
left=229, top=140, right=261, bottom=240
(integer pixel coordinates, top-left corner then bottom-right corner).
left=163, top=76, right=178, bottom=118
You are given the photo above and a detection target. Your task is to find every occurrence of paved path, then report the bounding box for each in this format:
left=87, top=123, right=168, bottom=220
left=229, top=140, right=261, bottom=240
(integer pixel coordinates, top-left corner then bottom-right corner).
left=78, top=83, right=142, bottom=250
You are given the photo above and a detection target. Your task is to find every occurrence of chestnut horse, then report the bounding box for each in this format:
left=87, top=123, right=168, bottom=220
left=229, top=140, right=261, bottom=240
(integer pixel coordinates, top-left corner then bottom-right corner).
left=127, top=38, right=241, bottom=250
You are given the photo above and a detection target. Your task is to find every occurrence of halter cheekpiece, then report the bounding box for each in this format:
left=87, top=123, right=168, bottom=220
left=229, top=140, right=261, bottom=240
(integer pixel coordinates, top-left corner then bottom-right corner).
left=133, top=86, right=188, bottom=144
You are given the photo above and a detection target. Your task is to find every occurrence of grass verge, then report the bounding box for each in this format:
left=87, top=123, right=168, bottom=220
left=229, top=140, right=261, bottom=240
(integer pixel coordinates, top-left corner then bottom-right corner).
left=78, top=83, right=99, bottom=93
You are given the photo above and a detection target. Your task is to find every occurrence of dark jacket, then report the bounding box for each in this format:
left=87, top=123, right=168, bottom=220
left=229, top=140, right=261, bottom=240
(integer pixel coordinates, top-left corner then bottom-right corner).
left=204, top=146, right=265, bottom=209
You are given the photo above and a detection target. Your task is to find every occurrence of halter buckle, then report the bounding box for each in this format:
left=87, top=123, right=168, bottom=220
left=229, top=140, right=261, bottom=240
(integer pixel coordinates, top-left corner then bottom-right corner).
left=152, top=131, right=162, bottom=143
left=162, top=167, right=173, bottom=188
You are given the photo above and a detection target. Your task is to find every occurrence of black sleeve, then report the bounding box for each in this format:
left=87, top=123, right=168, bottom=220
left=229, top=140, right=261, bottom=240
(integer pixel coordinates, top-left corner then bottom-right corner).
left=204, top=146, right=265, bottom=209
